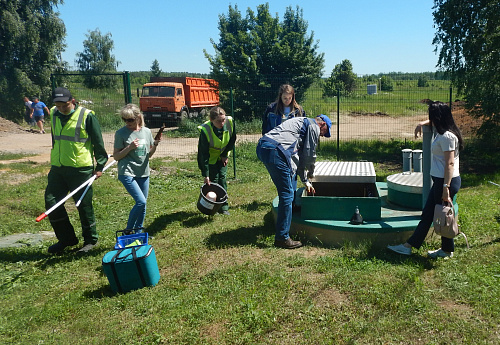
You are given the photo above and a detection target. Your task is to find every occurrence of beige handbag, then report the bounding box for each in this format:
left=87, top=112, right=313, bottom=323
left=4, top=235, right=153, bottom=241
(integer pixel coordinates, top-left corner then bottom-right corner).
left=433, top=203, right=459, bottom=238
left=433, top=202, right=469, bottom=248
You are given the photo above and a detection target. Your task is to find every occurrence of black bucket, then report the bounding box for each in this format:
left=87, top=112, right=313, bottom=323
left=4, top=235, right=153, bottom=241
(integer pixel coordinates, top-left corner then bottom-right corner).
left=196, top=183, right=228, bottom=215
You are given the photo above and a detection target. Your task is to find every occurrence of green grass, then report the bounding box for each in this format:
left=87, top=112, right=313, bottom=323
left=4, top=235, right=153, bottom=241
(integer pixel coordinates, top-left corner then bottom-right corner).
left=0, top=152, right=34, bottom=161
left=0, top=140, right=498, bottom=344
left=302, top=79, right=454, bottom=118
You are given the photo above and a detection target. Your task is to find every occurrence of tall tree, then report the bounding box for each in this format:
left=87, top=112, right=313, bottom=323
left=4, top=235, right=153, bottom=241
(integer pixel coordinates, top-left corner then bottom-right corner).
left=76, top=29, right=120, bottom=89
left=323, top=59, right=357, bottom=97
left=151, top=59, right=162, bottom=77
left=433, top=0, right=500, bottom=142
left=204, top=4, right=324, bottom=120
left=0, top=0, right=66, bottom=121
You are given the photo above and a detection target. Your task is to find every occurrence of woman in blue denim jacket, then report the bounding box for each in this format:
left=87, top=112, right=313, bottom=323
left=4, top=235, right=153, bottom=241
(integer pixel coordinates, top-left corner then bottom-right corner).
left=262, top=84, right=306, bottom=135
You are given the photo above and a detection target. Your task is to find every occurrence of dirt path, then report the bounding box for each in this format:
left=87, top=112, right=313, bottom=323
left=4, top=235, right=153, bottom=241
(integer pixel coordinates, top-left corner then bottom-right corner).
left=0, top=114, right=426, bottom=165
left=0, top=131, right=263, bottom=164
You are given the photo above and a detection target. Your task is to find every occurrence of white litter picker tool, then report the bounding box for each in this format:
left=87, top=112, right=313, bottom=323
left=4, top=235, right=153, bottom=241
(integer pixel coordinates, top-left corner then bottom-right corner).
left=36, top=159, right=116, bottom=222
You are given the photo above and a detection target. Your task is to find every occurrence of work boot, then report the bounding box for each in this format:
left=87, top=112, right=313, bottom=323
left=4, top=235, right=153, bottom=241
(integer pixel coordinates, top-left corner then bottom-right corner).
left=48, top=239, right=79, bottom=254
left=76, top=242, right=98, bottom=254
left=274, top=238, right=303, bottom=249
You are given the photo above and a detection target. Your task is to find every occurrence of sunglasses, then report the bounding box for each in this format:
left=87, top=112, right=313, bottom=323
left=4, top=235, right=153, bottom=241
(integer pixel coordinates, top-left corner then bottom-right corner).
left=122, top=118, right=136, bottom=123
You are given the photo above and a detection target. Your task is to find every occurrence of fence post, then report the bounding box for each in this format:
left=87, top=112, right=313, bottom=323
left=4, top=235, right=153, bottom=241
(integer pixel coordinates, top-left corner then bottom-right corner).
left=50, top=74, right=55, bottom=91
left=123, top=71, right=132, bottom=104
left=125, top=71, right=132, bottom=104
left=230, top=87, right=236, bottom=179
left=337, top=89, right=340, bottom=161
left=422, top=125, right=433, bottom=209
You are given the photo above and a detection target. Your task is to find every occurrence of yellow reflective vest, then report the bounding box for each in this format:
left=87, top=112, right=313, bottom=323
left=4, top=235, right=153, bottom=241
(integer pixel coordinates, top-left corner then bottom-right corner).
left=198, top=116, right=234, bottom=164
left=50, top=106, right=93, bottom=167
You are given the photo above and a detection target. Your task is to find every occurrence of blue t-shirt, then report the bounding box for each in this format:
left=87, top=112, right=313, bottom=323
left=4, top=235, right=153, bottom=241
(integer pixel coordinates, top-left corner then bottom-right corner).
left=31, top=101, right=47, bottom=117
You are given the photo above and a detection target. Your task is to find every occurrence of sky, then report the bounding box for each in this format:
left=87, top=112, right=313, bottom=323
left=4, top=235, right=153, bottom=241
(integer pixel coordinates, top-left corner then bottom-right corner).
left=57, top=0, right=439, bottom=76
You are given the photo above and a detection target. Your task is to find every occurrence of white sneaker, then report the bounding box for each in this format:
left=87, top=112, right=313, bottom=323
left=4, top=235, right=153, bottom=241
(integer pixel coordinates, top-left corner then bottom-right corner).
left=387, top=244, right=411, bottom=255
left=427, top=248, right=453, bottom=259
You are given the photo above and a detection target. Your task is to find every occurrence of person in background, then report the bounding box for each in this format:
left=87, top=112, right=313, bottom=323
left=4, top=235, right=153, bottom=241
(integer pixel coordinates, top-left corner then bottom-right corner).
left=262, top=84, right=305, bottom=135
left=30, top=96, right=49, bottom=134
left=387, top=101, right=463, bottom=258
left=197, top=106, right=236, bottom=215
left=44, top=87, right=108, bottom=254
left=23, top=97, right=35, bottom=126
left=257, top=115, right=332, bottom=249
left=113, top=104, right=161, bottom=231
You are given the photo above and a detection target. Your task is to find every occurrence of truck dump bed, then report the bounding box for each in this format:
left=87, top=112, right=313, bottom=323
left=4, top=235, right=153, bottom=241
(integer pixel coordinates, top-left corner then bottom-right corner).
left=149, top=77, right=219, bottom=108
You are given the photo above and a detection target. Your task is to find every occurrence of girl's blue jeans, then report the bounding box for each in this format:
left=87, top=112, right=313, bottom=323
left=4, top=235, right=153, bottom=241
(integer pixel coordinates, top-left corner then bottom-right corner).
left=118, top=175, right=149, bottom=230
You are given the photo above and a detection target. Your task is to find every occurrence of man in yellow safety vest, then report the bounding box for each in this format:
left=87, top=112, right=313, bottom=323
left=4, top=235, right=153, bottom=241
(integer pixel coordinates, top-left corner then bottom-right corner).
left=45, top=87, right=108, bottom=254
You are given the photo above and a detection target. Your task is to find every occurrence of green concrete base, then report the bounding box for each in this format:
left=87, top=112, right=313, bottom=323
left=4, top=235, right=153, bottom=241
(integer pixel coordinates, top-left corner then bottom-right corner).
left=272, top=182, right=422, bottom=248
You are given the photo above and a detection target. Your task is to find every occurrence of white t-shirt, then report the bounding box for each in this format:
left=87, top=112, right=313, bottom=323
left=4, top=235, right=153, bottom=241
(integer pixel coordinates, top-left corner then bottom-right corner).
left=430, top=131, right=460, bottom=178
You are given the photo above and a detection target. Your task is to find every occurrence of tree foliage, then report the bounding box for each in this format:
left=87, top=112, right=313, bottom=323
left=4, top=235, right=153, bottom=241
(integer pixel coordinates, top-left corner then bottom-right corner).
left=204, top=4, right=324, bottom=120
left=433, top=0, right=500, bottom=142
left=76, top=29, right=120, bottom=89
left=151, top=59, right=162, bottom=77
left=417, top=75, right=430, bottom=87
left=323, top=59, right=357, bottom=97
left=380, top=76, right=394, bottom=92
left=0, top=0, right=66, bottom=121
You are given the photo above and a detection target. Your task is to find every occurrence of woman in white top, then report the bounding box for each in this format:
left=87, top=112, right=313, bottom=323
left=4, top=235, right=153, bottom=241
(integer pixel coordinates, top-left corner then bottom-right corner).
left=388, top=102, right=464, bottom=258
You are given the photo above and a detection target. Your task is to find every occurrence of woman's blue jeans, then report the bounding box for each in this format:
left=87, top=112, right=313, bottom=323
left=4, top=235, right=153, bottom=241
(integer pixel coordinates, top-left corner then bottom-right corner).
left=257, top=140, right=293, bottom=241
left=118, top=175, right=149, bottom=230
left=406, top=175, right=461, bottom=252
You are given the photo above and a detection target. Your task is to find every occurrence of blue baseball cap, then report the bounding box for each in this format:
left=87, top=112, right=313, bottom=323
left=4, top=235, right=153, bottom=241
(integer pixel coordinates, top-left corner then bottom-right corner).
left=317, top=114, right=332, bottom=137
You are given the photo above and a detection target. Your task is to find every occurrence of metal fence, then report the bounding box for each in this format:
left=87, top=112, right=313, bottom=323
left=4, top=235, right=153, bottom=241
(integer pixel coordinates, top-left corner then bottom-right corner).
left=49, top=74, right=454, bottom=162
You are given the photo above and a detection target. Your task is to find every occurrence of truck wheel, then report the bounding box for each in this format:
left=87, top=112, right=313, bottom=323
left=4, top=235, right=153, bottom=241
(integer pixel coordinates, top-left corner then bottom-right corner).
left=180, top=110, right=188, bottom=119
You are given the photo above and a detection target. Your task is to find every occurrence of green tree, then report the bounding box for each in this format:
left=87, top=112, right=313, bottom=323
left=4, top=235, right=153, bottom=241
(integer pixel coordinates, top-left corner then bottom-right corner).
left=204, top=3, right=324, bottom=120
left=0, top=0, right=66, bottom=121
left=417, top=75, right=429, bottom=87
left=380, top=76, right=394, bottom=92
left=151, top=59, right=162, bottom=77
left=323, top=59, right=357, bottom=97
left=433, top=0, right=500, bottom=142
left=76, top=29, right=120, bottom=89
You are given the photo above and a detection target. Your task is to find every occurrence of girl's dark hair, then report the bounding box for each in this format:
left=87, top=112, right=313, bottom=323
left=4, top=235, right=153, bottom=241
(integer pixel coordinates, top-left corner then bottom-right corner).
left=275, top=84, right=302, bottom=115
left=428, top=102, right=464, bottom=151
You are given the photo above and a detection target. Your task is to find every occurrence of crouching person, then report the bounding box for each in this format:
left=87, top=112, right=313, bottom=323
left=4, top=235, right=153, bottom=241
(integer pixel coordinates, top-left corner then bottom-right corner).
left=257, top=115, right=332, bottom=249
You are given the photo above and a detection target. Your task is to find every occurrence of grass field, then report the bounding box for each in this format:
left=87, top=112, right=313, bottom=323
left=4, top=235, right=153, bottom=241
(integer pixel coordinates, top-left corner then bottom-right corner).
left=0, top=139, right=499, bottom=344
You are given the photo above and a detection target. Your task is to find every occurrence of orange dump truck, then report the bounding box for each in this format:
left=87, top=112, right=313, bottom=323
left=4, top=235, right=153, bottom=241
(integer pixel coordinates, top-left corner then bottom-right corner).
left=139, top=77, right=219, bottom=126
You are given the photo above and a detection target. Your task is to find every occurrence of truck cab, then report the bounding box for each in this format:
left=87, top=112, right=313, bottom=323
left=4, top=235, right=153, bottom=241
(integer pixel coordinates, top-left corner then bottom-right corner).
left=140, top=82, right=186, bottom=126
